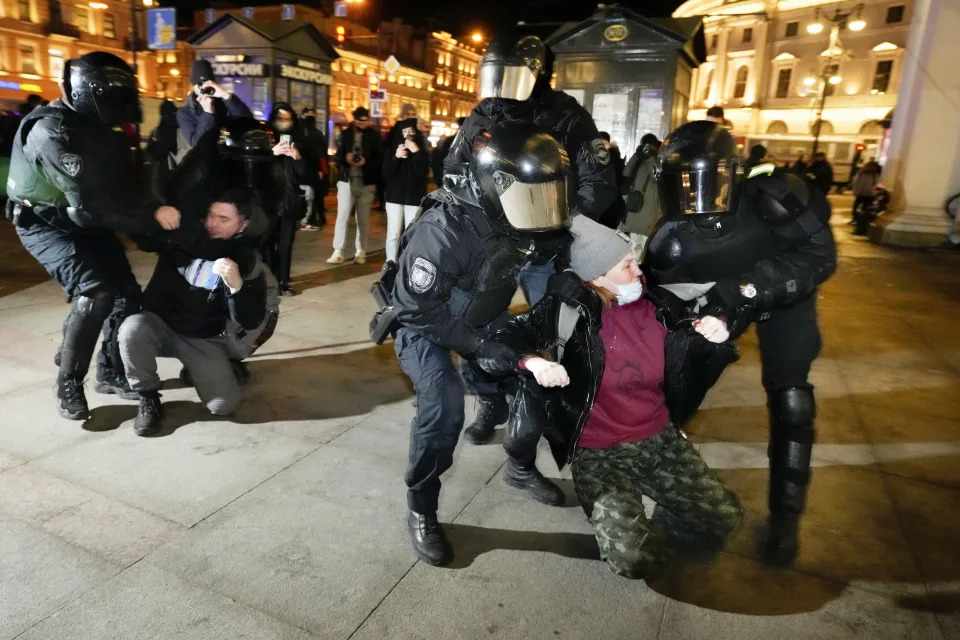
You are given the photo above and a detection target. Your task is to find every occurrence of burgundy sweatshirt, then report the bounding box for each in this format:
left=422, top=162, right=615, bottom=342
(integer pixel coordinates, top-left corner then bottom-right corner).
left=578, top=297, right=670, bottom=449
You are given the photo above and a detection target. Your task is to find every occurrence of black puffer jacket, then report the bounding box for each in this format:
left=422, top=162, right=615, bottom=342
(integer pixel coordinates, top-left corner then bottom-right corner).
left=382, top=117, right=429, bottom=205
left=335, top=124, right=383, bottom=186
left=478, top=272, right=738, bottom=468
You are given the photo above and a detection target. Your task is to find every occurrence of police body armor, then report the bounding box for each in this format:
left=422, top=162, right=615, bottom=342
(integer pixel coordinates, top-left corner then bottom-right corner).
left=6, top=102, right=131, bottom=230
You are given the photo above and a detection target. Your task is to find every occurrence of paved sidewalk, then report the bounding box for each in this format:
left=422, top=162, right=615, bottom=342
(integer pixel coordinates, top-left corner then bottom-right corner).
left=1, top=198, right=959, bottom=639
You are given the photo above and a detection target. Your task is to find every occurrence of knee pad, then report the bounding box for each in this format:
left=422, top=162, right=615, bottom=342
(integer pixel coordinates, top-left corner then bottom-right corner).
left=769, top=386, right=816, bottom=428
left=73, top=288, right=116, bottom=319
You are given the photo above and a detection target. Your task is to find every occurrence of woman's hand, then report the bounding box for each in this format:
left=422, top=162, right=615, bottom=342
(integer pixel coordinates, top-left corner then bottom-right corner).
left=404, top=138, right=420, bottom=154
left=523, top=357, right=570, bottom=388
left=693, top=315, right=729, bottom=343
left=395, top=144, right=409, bottom=158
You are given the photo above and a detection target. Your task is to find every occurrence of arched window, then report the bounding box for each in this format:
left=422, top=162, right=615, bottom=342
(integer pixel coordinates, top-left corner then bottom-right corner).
left=810, top=120, right=834, bottom=136
left=733, top=66, right=749, bottom=99
left=701, top=69, right=713, bottom=102
left=766, top=120, right=788, bottom=134
left=858, top=120, right=883, bottom=137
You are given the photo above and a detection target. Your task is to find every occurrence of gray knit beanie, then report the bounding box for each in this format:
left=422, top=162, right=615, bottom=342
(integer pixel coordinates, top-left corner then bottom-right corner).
left=568, top=215, right=635, bottom=281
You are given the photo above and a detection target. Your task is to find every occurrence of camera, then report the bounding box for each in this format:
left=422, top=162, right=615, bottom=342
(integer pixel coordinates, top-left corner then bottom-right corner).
left=200, top=86, right=216, bottom=96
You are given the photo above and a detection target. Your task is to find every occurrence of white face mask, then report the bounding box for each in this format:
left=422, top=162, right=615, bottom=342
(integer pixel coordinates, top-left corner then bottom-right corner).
left=615, top=280, right=643, bottom=305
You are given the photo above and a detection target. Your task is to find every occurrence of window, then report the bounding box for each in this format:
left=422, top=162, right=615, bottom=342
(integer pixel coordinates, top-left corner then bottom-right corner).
left=75, top=5, right=88, bottom=31
left=743, top=28, right=753, bottom=43
left=103, top=13, right=116, bottom=39
left=886, top=5, right=905, bottom=23
left=20, top=45, right=37, bottom=74
left=165, top=52, right=177, bottom=63
left=710, top=34, right=718, bottom=49
left=18, top=0, right=30, bottom=21
left=873, top=60, right=893, bottom=93
left=733, top=66, right=749, bottom=99
left=823, top=63, right=839, bottom=96
left=785, top=21, right=799, bottom=37
left=775, top=68, right=791, bottom=98
left=701, top=69, right=713, bottom=102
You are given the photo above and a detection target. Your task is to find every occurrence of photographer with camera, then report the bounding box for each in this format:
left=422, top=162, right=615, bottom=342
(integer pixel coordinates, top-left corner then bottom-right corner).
left=328, top=107, right=382, bottom=265
left=177, top=59, right=253, bottom=148
left=382, top=111, right=429, bottom=262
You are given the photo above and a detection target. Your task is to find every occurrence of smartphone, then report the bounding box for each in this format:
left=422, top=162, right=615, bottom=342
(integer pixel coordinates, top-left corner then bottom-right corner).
left=184, top=259, right=220, bottom=290
left=280, top=134, right=292, bottom=145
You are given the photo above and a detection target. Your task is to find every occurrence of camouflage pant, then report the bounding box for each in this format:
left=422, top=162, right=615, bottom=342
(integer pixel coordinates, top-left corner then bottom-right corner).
left=572, top=427, right=742, bottom=579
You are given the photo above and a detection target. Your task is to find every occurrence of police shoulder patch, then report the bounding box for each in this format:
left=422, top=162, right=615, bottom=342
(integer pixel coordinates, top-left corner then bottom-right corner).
left=59, top=153, right=83, bottom=178
left=409, top=256, right=438, bottom=294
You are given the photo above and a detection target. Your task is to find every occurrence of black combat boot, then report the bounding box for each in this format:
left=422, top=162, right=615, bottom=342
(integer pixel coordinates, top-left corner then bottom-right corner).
left=407, top=510, right=453, bottom=566
left=462, top=396, right=508, bottom=445
left=765, top=511, right=800, bottom=566
left=230, top=360, right=251, bottom=386
left=503, top=458, right=565, bottom=506
left=56, top=293, right=112, bottom=420
left=95, top=369, right=139, bottom=400
left=133, top=391, right=163, bottom=437
left=55, top=375, right=89, bottom=420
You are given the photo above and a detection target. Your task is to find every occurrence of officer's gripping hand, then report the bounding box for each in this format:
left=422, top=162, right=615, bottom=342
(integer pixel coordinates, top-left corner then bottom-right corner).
left=523, top=357, right=570, bottom=388
left=154, top=205, right=181, bottom=231
left=212, top=258, right=243, bottom=294
left=693, top=316, right=729, bottom=344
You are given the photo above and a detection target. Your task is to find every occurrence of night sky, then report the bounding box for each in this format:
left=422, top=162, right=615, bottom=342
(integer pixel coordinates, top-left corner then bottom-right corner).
left=172, top=0, right=687, bottom=37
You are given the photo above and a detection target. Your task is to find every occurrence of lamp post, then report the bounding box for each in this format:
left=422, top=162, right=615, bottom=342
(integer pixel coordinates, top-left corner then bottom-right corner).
left=806, top=3, right=865, bottom=155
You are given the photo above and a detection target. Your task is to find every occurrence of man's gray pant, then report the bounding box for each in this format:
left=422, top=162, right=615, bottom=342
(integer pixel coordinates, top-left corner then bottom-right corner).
left=119, top=312, right=242, bottom=416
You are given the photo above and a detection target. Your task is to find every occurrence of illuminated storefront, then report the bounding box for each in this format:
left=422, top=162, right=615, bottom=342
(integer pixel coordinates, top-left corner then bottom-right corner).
left=189, top=14, right=337, bottom=122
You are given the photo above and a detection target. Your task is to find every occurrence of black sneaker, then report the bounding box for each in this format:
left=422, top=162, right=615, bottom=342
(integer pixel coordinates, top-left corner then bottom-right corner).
left=55, top=375, right=89, bottom=420
left=95, top=372, right=139, bottom=400
left=407, top=510, right=453, bottom=566
left=503, top=458, right=565, bottom=506
left=179, top=367, right=193, bottom=387
left=462, top=397, right=508, bottom=445
left=133, top=391, right=163, bottom=437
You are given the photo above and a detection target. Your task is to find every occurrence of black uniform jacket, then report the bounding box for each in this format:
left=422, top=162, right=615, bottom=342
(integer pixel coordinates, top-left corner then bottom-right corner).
left=7, top=100, right=158, bottom=235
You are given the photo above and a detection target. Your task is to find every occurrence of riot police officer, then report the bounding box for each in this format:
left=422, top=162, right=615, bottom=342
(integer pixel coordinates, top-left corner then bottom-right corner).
left=6, top=52, right=179, bottom=420
left=645, top=121, right=838, bottom=566
left=442, top=32, right=622, bottom=446
left=393, top=122, right=570, bottom=566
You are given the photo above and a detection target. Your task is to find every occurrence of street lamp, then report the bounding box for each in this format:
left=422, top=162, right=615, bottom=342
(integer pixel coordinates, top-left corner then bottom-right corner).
left=471, top=32, right=483, bottom=43
left=806, top=4, right=865, bottom=155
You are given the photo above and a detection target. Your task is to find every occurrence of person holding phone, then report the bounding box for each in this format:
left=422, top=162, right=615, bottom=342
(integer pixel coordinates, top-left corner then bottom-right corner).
left=264, top=103, right=307, bottom=296
left=382, top=110, right=429, bottom=262
left=177, top=59, right=253, bottom=148
left=329, top=107, right=382, bottom=265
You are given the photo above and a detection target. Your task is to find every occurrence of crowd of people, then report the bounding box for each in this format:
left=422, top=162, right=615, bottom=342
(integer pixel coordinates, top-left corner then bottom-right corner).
left=6, top=32, right=845, bottom=583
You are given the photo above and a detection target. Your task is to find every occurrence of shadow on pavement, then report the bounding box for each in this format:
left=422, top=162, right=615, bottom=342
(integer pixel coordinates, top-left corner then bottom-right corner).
left=443, top=523, right=601, bottom=569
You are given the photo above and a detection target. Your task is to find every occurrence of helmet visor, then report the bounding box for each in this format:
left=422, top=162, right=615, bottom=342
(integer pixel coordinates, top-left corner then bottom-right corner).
left=670, top=161, right=741, bottom=215
left=98, top=66, right=141, bottom=124
left=498, top=177, right=567, bottom=231
left=478, top=63, right=538, bottom=101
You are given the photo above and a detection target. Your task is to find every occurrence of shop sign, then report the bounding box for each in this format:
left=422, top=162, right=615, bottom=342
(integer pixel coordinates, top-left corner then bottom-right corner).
left=278, top=64, right=333, bottom=85
left=369, top=89, right=386, bottom=102
left=212, top=61, right=266, bottom=76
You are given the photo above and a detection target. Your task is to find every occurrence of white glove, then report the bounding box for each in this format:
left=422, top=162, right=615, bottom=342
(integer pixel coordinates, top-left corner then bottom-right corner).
left=693, top=315, right=729, bottom=344
left=523, top=357, right=570, bottom=388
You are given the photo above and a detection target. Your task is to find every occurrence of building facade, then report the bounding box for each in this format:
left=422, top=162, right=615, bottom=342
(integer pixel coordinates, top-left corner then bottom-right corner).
left=196, top=6, right=436, bottom=136
left=423, top=31, right=482, bottom=140
left=0, top=0, right=162, bottom=107
left=674, top=0, right=912, bottom=178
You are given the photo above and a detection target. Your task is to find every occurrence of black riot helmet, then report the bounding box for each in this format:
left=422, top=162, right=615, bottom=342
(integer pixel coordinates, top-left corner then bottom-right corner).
left=478, top=33, right=552, bottom=102
left=470, top=121, right=568, bottom=232
left=61, top=52, right=141, bottom=125
left=220, top=127, right=276, bottom=189
left=655, top=120, right=745, bottom=219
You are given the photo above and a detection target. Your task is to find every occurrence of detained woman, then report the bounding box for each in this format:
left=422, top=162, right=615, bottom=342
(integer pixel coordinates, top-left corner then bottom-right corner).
left=478, top=215, right=742, bottom=579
